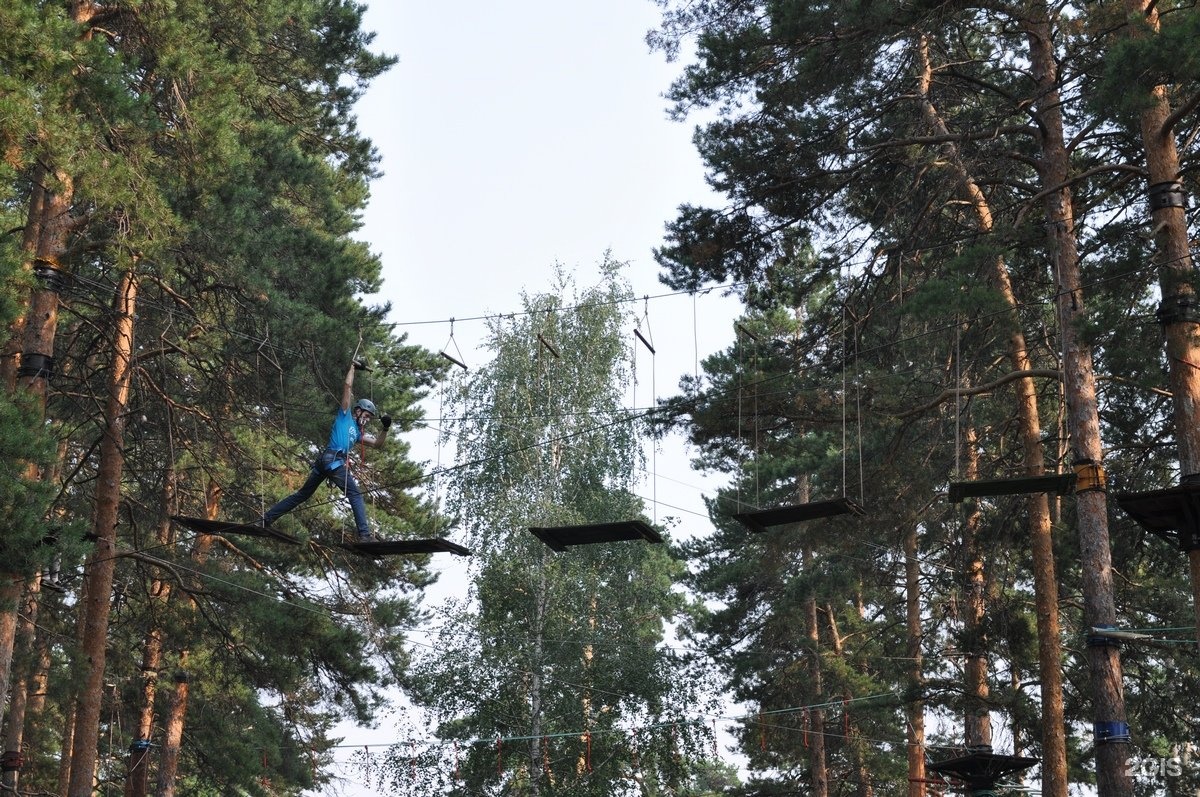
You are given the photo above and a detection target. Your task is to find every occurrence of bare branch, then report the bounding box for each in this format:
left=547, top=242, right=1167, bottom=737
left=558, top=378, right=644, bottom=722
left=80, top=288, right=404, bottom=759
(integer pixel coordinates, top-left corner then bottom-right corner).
left=896, top=369, right=1063, bottom=419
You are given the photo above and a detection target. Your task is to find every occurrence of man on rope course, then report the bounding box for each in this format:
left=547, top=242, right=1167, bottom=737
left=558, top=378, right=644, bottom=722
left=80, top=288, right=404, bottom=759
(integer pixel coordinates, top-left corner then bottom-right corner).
left=260, top=357, right=390, bottom=542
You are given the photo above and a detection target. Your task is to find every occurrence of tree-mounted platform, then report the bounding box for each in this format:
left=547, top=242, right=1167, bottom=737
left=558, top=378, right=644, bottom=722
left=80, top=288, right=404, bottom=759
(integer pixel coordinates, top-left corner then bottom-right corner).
left=529, top=520, right=663, bottom=552
left=734, top=497, right=865, bottom=533
left=1115, top=482, right=1200, bottom=552
left=927, top=748, right=1039, bottom=793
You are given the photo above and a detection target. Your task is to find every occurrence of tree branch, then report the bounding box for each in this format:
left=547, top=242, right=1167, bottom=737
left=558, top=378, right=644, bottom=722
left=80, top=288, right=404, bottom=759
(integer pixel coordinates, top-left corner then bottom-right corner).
left=896, top=369, right=1063, bottom=419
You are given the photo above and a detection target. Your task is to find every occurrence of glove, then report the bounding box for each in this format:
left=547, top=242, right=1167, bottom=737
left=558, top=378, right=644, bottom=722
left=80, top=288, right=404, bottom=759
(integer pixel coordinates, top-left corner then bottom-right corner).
left=352, top=358, right=371, bottom=372
left=380, top=415, right=392, bottom=432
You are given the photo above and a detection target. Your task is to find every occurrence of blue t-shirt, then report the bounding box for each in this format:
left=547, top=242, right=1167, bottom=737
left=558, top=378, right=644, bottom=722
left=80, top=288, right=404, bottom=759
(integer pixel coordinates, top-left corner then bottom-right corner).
left=326, top=408, right=360, bottom=456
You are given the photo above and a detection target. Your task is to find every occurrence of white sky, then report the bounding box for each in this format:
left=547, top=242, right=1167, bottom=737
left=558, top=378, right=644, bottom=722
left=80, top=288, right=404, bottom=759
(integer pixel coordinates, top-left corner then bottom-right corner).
left=322, top=1, right=743, bottom=794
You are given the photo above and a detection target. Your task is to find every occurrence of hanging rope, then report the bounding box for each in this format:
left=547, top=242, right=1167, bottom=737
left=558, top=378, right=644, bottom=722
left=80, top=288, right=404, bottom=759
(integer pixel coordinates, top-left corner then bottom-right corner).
left=635, top=297, right=658, bottom=525
left=842, top=268, right=849, bottom=497
left=255, top=338, right=269, bottom=521
left=434, top=372, right=446, bottom=537
left=955, top=317, right=962, bottom=480
left=441, top=318, right=468, bottom=370
left=735, top=322, right=760, bottom=511
left=854, top=303, right=864, bottom=504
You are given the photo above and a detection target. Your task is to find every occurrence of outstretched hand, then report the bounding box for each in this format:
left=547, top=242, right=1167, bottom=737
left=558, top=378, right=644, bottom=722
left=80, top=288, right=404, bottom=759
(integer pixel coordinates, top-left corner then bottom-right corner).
left=352, top=358, right=371, bottom=372
left=380, top=415, right=392, bottom=432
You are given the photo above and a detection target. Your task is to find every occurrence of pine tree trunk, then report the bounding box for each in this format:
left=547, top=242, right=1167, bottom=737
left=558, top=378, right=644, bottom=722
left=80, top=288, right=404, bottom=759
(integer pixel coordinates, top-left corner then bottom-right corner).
left=1, top=574, right=44, bottom=792
left=916, top=35, right=1068, bottom=769
left=1120, top=0, right=1200, bottom=653
left=155, top=657, right=189, bottom=797
left=0, top=164, right=43, bottom=391
left=824, top=605, right=872, bottom=797
left=126, top=466, right=177, bottom=797
left=904, top=524, right=926, bottom=797
left=0, top=168, right=74, bottom=736
left=155, top=480, right=219, bottom=797
left=803, top=542, right=828, bottom=797
left=1015, top=10, right=1098, bottom=797
left=22, top=614, right=54, bottom=778
left=56, top=706, right=76, bottom=797
left=125, top=613, right=163, bottom=797
left=57, top=550, right=91, bottom=792
left=960, top=426, right=991, bottom=749
left=67, top=268, right=138, bottom=797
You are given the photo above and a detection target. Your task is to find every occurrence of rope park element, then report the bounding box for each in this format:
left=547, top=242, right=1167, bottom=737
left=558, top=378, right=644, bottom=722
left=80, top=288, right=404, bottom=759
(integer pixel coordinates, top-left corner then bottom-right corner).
left=731, top=278, right=865, bottom=534
left=926, top=748, right=1039, bottom=797
left=635, top=296, right=658, bottom=527
left=944, top=313, right=1075, bottom=504
left=170, top=510, right=472, bottom=558
left=528, top=299, right=666, bottom=552
left=439, top=318, right=468, bottom=371
left=1115, top=478, right=1200, bottom=554
left=175, top=333, right=472, bottom=558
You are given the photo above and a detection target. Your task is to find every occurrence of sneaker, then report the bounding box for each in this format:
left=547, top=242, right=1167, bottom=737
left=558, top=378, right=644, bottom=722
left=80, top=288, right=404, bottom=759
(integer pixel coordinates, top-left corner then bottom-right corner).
left=41, top=578, right=67, bottom=595
left=256, top=517, right=272, bottom=529
left=357, top=533, right=374, bottom=543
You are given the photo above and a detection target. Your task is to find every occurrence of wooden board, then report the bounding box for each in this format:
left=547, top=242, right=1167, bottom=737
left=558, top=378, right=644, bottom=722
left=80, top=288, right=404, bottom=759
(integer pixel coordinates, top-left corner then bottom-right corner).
left=948, top=474, right=1075, bottom=503
left=171, top=515, right=300, bottom=545
left=337, top=538, right=472, bottom=557
left=529, top=520, right=663, bottom=552
left=734, top=497, right=865, bottom=533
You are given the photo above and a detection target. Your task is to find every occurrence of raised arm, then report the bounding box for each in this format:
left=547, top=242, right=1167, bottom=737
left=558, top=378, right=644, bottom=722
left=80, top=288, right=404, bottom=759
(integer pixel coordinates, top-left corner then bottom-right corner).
left=341, top=361, right=357, bottom=412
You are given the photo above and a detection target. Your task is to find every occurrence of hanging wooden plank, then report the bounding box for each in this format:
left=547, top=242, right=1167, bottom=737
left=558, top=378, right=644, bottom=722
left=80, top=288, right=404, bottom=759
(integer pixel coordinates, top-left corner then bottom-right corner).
left=734, top=497, right=865, bottom=533
left=338, top=538, right=472, bottom=557
left=634, top=328, right=655, bottom=354
left=529, top=520, right=663, bottom=552
left=171, top=515, right=300, bottom=545
left=948, top=473, right=1075, bottom=504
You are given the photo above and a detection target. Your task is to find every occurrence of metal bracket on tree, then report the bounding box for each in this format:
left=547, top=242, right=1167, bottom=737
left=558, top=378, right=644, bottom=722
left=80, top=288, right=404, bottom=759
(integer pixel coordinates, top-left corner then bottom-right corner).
left=16, top=352, right=55, bottom=380
left=1148, top=180, right=1187, bottom=212
left=1093, top=721, right=1131, bottom=745
left=1073, top=459, right=1107, bottom=494
left=32, top=257, right=69, bottom=293
left=1155, top=294, right=1200, bottom=326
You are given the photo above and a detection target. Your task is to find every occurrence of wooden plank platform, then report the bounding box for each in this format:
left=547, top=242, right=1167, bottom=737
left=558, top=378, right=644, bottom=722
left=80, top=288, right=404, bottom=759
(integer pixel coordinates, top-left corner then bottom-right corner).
left=529, top=520, right=663, bottom=552
left=338, top=538, right=472, bottom=557
left=734, top=497, right=865, bottom=533
left=948, top=473, right=1075, bottom=503
left=1115, top=483, right=1200, bottom=551
left=171, top=515, right=300, bottom=545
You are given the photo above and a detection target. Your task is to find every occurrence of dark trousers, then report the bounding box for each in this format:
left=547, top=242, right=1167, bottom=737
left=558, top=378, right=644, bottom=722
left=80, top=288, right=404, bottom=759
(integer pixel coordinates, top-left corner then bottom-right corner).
left=264, top=453, right=370, bottom=538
